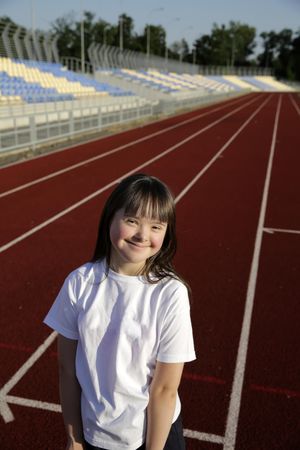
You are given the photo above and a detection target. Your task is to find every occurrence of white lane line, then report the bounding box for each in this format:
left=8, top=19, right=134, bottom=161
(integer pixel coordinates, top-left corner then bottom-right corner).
left=4, top=394, right=223, bottom=444
left=0, top=94, right=271, bottom=429
left=0, top=95, right=257, bottom=199
left=0, top=95, right=267, bottom=255
left=264, top=227, right=300, bottom=235
left=289, top=93, right=300, bottom=116
left=175, top=96, right=270, bottom=204
left=0, top=331, right=57, bottom=423
left=223, top=95, right=282, bottom=450
left=4, top=395, right=224, bottom=445
left=6, top=395, right=62, bottom=413
left=184, top=429, right=225, bottom=444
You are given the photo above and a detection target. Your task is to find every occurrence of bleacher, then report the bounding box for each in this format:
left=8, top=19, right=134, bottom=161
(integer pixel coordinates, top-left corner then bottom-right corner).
left=239, top=76, right=294, bottom=92
left=0, top=56, right=295, bottom=109
left=98, top=69, right=238, bottom=97
left=0, top=55, right=296, bottom=157
left=223, top=76, right=260, bottom=91
left=0, top=57, right=134, bottom=105
left=97, top=68, right=295, bottom=97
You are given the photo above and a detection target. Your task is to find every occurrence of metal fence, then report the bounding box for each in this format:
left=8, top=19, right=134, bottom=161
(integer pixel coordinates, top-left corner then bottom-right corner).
left=0, top=20, right=58, bottom=62
left=0, top=96, right=154, bottom=153
left=86, top=43, right=272, bottom=76
left=0, top=89, right=245, bottom=155
left=0, top=19, right=273, bottom=76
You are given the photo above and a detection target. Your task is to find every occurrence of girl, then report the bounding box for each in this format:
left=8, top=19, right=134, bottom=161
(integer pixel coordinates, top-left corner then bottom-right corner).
left=44, top=173, right=196, bottom=450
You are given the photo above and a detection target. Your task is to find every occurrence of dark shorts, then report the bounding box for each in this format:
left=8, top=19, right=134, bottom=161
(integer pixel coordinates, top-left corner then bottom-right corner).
left=84, top=414, right=186, bottom=450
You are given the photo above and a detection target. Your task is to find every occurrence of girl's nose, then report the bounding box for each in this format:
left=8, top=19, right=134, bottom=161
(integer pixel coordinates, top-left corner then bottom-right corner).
left=134, top=226, right=148, bottom=242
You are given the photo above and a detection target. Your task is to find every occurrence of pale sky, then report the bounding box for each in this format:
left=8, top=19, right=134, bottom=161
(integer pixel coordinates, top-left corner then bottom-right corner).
left=1, top=0, right=300, bottom=50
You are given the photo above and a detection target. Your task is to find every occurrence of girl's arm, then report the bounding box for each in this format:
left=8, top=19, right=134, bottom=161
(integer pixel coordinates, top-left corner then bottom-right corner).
left=146, top=361, right=184, bottom=450
left=57, top=334, right=84, bottom=450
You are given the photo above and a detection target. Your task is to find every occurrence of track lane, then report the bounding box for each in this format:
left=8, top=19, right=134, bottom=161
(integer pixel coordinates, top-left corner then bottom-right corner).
left=0, top=94, right=271, bottom=347
left=0, top=95, right=272, bottom=388
left=264, top=93, right=300, bottom=230
left=170, top=95, right=281, bottom=442
left=0, top=93, right=254, bottom=193
left=0, top=95, right=265, bottom=247
left=234, top=93, right=300, bottom=449
left=0, top=93, right=297, bottom=450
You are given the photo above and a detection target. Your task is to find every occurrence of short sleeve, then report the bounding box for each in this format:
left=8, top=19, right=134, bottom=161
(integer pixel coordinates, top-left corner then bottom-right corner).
left=43, top=273, right=79, bottom=340
left=157, top=284, right=196, bottom=363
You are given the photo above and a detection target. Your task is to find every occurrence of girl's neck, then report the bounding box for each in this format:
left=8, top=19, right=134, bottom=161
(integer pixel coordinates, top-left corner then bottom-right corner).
left=109, top=260, right=145, bottom=277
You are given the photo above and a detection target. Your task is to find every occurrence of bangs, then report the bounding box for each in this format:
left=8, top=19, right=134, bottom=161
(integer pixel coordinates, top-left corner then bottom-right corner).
left=123, top=187, right=173, bottom=223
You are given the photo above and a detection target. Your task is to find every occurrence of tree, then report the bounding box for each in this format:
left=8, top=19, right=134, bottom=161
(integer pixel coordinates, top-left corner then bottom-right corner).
left=290, top=31, right=300, bottom=80
left=113, top=14, right=135, bottom=49
left=194, top=34, right=213, bottom=65
left=178, top=39, right=189, bottom=62
left=92, top=20, right=114, bottom=46
left=228, top=21, right=256, bottom=66
left=258, top=31, right=278, bottom=68
left=193, top=22, right=256, bottom=66
left=275, top=29, right=293, bottom=78
left=143, top=24, right=166, bottom=57
left=258, top=28, right=298, bottom=79
left=51, top=12, right=79, bottom=59
left=0, top=16, right=18, bottom=26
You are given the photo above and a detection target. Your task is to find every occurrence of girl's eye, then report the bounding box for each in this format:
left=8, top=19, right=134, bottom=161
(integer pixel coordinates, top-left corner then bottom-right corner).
left=152, top=225, right=163, bottom=231
left=125, top=218, right=137, bottom=224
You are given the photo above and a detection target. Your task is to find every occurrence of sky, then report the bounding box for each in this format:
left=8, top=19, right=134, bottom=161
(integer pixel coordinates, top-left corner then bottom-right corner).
left=1, top=0, right=300, bottom=51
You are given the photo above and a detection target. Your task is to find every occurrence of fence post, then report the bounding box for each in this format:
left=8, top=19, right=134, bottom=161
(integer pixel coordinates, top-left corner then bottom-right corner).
left=29, top=115, right=37, bottom=152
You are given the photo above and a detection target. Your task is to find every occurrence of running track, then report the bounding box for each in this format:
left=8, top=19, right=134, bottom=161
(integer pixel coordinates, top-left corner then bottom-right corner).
left=0, top=92, right=299, bottom=450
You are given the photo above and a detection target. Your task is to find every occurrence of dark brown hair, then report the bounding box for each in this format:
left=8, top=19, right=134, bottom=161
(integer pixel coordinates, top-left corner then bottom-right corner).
left=92, top=173, right=183, bottom=283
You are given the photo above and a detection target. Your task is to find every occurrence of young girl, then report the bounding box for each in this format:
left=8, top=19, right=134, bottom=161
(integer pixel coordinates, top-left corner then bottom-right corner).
left=44, top=173, right=196, bottom=450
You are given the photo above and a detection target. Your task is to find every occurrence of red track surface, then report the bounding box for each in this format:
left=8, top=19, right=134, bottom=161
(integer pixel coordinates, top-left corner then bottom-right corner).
left=0, top=92, right=299, bottom=450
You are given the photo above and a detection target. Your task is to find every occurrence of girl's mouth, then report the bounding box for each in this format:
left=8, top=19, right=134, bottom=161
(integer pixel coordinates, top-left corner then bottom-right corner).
left=126, top=240, right=148, bottom=248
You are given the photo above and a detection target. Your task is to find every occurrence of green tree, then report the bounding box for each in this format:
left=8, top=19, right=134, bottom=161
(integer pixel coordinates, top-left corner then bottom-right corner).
left=51, top=12, right=79, bottom=59
left=142, top=24, right=166, bottom=57
left=112, top=14, right=135, bottom=49
left=179, top=38, right=189, bottom=62
left=92, top=20, right=114, bottom=46
left=275, top=28, right=293, bottom=78
left=169, top=41, right=182, bottom=60
left=289, top=31, right=300, bottom=80
left=258, top=28, right=298, bottom=79
left=228, top=21, right=256, bottom=66
left=0, top=16, right=18, bottom=26
left=258, top=31, right=278, bottom=68
left=194, top=34, right=213, bottom=65
left=193, top=22, right=256, bottom=66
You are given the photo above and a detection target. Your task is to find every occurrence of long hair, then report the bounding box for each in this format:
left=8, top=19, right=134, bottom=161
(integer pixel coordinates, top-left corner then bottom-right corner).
left=92, top=173, right=182, bottom=283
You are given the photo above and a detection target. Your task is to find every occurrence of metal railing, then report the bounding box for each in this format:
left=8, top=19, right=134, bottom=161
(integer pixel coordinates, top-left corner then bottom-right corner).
left=0, top=96, right=154, bottom=154
left=0, top=88, right=246, bottom=155
left=0, top=20, right=58, bottom=62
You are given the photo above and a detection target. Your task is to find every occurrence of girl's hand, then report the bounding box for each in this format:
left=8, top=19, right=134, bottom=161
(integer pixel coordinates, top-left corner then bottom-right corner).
left=65, top=438, right=85, bottom=450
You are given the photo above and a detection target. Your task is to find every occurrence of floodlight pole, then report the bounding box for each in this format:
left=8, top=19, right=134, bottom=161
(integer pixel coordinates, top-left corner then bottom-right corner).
left=103, top=25, right=109, bottom=46
left=146, top=7, right=164, bottom=60
left=80, top=0, right=85, bottom=73
left=119, top=15, right=123, bottom=52
left=164, top=18, right=180, bottom=67
left=31, top=0, right=36, bottom=38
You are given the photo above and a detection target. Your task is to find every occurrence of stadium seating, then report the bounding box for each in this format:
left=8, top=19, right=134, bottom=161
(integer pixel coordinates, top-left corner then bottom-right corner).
left=240, top=76, right=293, bottom=92
left=101, top=69, right=236, bottom=95
left=0, top=57, right=134, bottom=104
left=222, top=76, right=259, bottom=91
left=104, top=69, right=294, bottom=95
left=0, top=57, right=294, bottom=106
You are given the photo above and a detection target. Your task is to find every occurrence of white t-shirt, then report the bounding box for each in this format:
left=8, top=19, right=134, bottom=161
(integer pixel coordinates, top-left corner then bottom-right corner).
left=44, top=261, right=196, bottom=450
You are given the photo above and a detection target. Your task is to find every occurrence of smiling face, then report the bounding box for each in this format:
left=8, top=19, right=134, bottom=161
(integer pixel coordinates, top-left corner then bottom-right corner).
left=109, top=208, right=167, bottom=276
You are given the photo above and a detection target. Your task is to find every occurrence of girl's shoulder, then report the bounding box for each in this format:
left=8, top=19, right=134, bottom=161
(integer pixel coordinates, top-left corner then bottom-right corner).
left=64, top=260, right=106, bottom=287
left=158, top=275, right=189, bottom=299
